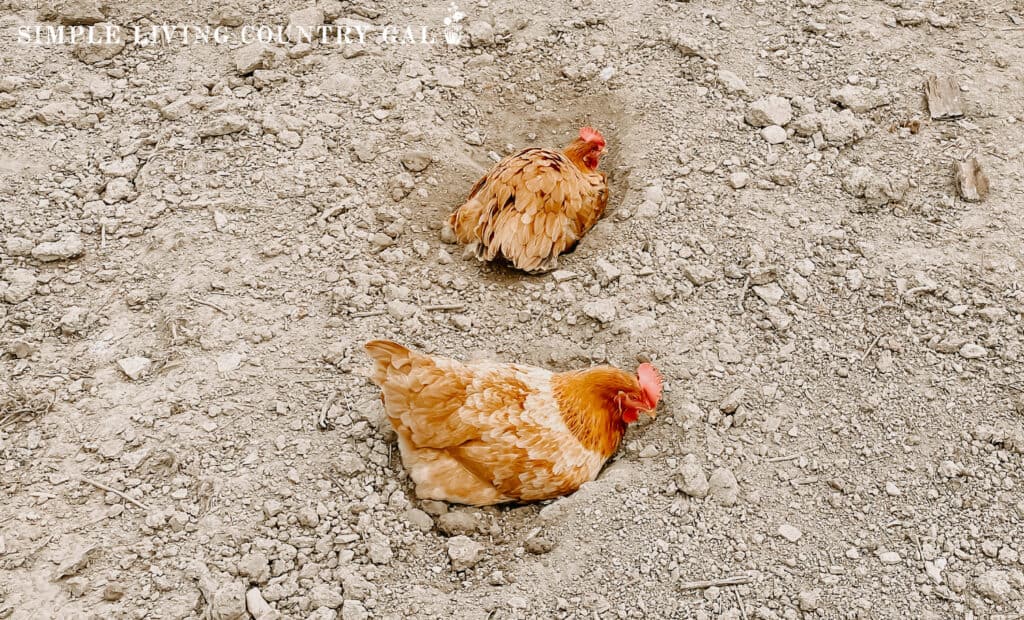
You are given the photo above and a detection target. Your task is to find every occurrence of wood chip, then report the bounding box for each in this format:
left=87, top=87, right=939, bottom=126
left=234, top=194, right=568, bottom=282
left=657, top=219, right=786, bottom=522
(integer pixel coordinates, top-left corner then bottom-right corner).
left=954, top=158, right=989, bottom=202
left=925, top=75, right=964, bottom=120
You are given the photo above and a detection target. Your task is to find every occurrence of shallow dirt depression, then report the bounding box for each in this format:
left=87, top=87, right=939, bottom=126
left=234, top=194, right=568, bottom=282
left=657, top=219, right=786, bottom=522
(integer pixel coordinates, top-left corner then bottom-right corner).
left=424, top=90, right=636, bottom=283
left=1, top=0, right=1023, bottom=618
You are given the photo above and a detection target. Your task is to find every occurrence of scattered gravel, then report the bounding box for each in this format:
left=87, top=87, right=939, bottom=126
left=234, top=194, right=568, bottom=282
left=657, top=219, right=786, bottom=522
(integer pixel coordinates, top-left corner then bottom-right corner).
left=2, top=1, right=1021, bottom=618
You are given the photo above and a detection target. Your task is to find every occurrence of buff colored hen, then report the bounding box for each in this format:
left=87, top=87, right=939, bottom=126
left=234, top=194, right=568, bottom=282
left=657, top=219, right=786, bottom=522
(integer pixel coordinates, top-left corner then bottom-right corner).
left=364, top=340, right=661, bottom=506
left=447, top=127, right=609, bottom=273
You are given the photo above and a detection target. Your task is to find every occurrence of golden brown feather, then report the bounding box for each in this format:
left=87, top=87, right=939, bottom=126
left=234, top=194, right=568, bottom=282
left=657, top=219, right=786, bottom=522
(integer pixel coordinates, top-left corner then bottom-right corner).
left=447, top=128, right=609, bottom=273
left=363, top=339, right=661, bottom=506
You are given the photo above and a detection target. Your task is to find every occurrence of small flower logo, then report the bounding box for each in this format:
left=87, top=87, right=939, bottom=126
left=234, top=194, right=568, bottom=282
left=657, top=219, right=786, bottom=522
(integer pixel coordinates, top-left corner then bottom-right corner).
left=443, top=3, right=465, bottom=46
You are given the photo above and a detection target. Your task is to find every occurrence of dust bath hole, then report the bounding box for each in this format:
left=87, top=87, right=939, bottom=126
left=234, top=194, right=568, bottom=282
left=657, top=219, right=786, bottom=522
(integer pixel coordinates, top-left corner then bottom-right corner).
left=412, top=91, right=638, bottom=279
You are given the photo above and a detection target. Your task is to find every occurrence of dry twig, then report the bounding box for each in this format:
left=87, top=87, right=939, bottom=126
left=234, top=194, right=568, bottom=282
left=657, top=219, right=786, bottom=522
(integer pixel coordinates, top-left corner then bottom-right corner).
left=188, top=295, right=234, bottom=318
left=80, top=477, right=150, bottom=511
left=678, top=574, right=752, bottom=590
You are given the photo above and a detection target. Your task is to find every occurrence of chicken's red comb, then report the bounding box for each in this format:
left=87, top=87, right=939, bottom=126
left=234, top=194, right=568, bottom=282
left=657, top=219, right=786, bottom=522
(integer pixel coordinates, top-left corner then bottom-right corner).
left=637, top=363, right=662, bottom=408
left=579, top=126, right=606, bottom=148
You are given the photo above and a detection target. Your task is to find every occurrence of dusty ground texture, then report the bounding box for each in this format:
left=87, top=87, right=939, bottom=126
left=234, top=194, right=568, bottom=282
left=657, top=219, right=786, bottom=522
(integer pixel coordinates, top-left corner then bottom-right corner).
left=2, top=0, right=1024, bottom=618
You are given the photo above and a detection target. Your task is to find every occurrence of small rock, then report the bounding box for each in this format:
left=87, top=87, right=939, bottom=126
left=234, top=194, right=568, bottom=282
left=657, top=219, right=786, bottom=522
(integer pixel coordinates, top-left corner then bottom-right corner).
left=32, top=233, right=85, bottom=262
left=102, top=582, right=126, bottom=601
left=235, top=42, right=280, bottom=75
left=200, top=115, right=248, bottom=137
left=245, top=587, right=281, bottom=620
left=3, top=268, right=37, bottom=304
left=59, top=0, right=104, bottom=25
left=728, top=171, right=749, bottom=189
left=52, top=545, right=101, bottom=580
left=717, top=70, right=749, bottom=95
left=420, top=500, right=448, bottom=516
left=262, top=499, right=283, bottom=518
left=830, top=85, right=889, bottom=113
left=719, top=388, right=745, bottom=414
left=974, top=570, right=1013, bottom=603
left=210, top=6, right=244, bottom=27
left=309, top=584, right=344, bottom=609
left=400, top=151, right=432, bottom=172
left=845, top=268, right=864, bottom=291
left=958, top=343, right=987, bottom=359
left=404, top=508, right=433, bottom=532
left=593, top=258, right=622, bottom=285
left=798, top=589, right=821, bottom=612
left=778, top=524, right=802, bottom=542
left=746, top=96, right=792, bottom=127
left=285, top=7, right=324, bottom=44
left=59, top=307, right=88, bottom=335
left=466, top=21, right=495, bottom=47
left=72, top=26, right=125, bottom=63
left=297, top=506, right=319, bottom=528
left=211, top=581, right=247, bottom=620
left=878, top=551, right=901, bottom=565
left=682, top=263, right=716, bottom=285
left=322, top=73, right=361, bottom=101
left=366, top=538, right=392, bottom=565
left=708, top=468, right=739, bottom=506
left=582, top=299, right=617, bottom=324
left=761, top=125, right=787, bottom=144
left=386, top=300, right=418, bottom=321
left=100, top=156, right=139, bottom=179
left=5, top=236, right=34, bottom=257
left=752, top=283, right=784, bottom=306
left=103, top=177, right=134, bottom=203
left=237, top=552, right=271, bottom=584
left=437, top=511, right=477, bottom=536
left=524, top=537, right=556, bottom=555
left=895, top=9, right=927, bottom=25
left=340, top=600, right=368, bottom=620
left=447, top=535, right=484, bottom=570
left=117, top=357, right=152, bottom=381
left=843, top=166, right=909, bottom=207
left=675, top=454, right=710, bottom=498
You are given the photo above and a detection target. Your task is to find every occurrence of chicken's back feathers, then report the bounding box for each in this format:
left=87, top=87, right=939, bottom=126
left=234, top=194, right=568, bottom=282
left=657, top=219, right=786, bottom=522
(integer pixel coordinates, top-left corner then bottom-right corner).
left=448, top=147, right=608, bottom=273
left=363, top=341, right=622, bottom=505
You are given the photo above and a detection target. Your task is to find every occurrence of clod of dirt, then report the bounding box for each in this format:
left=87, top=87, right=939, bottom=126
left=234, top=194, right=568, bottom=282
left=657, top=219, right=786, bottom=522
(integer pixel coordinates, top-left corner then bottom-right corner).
left=447, top=535, right=485, bottom=571
left=31, top=231, right=84, bottom=261
left=745, top=96, right=793, bottom=128
left=842, top=166, right=909, bottom=207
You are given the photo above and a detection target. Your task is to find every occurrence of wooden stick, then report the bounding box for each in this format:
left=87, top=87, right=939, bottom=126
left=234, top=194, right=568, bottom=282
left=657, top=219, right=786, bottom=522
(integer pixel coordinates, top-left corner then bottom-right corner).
left=423, top=303, right=466, bottom=312
left=188, top=295, right=233, bottom=318
left=734, top=587, right=748, bottom=620
left=679, top=574, right=752, bottom=590
left=863, top=334, right=882, bottom=363
left=80, top=477, right=150, bottom=511
left=768, top=453, right=803, bottom=463
left=736, top=276, right=750, bottom=313
left=351, top=310, right=386, bottom=318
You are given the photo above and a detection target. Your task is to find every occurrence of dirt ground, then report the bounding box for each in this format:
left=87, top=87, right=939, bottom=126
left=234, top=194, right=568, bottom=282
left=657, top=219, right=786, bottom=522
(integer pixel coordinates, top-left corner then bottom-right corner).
left=2, top=0, right=1023, bottom=618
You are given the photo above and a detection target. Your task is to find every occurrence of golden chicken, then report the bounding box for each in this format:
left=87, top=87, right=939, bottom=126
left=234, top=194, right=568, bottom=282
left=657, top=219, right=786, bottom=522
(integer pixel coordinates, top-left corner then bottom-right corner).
left=364, top=340, right=661, bottom=506
left=447, top=127, right=609, bottom=273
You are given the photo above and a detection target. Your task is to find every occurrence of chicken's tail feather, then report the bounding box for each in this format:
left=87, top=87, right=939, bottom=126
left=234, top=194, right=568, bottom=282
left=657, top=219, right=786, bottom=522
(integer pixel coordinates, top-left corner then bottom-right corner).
left=364, top=339, right=414, bottom=383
